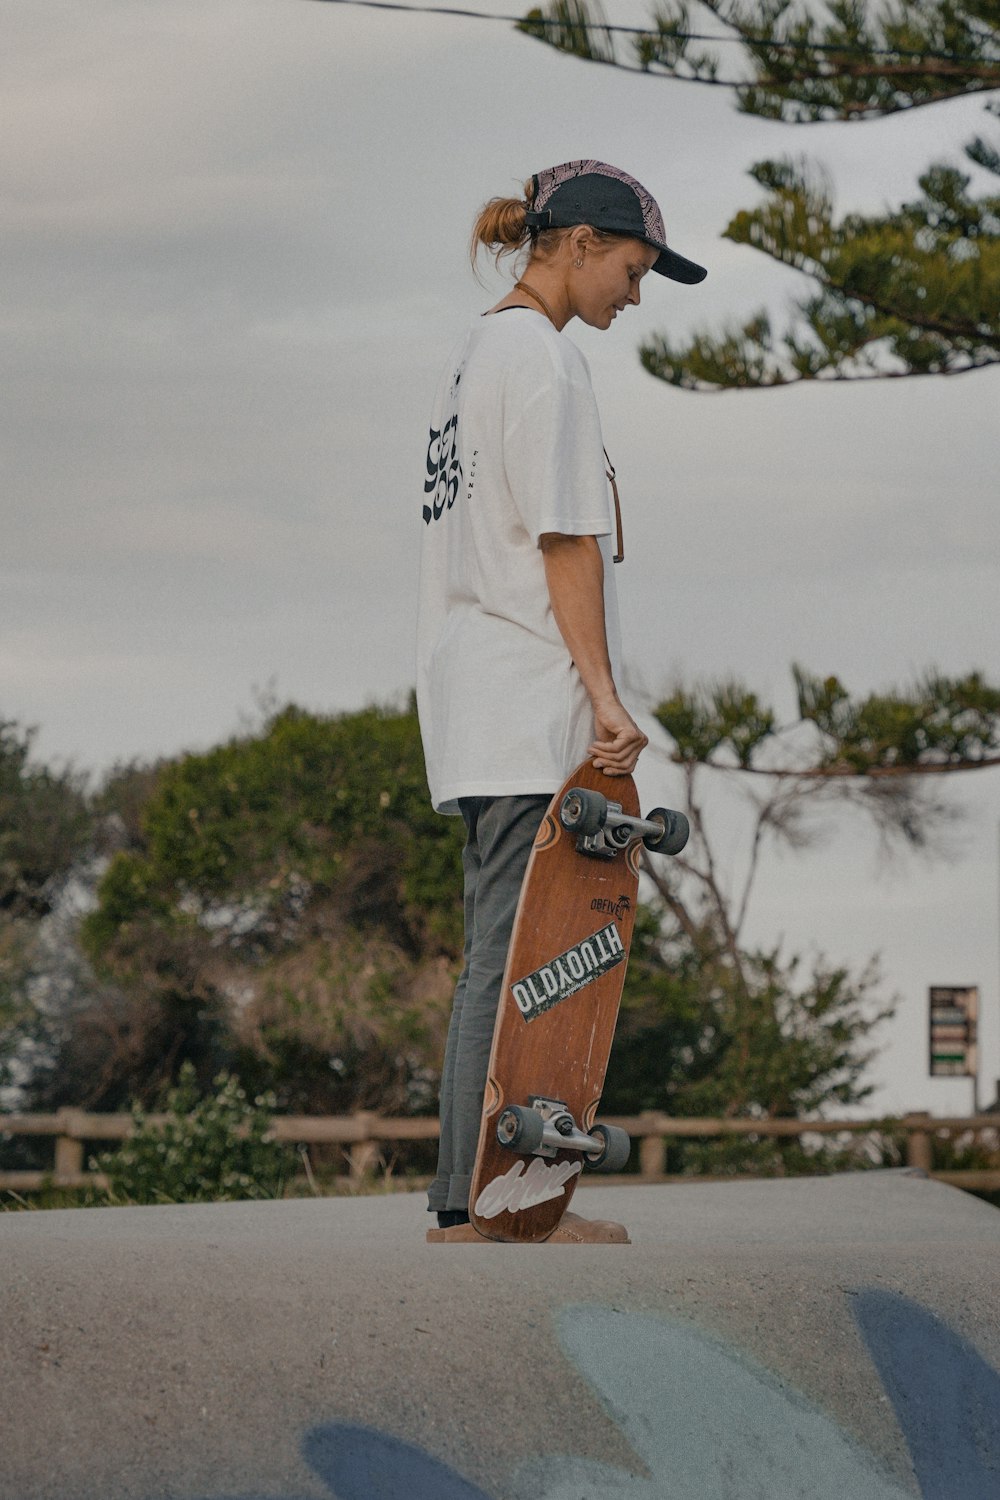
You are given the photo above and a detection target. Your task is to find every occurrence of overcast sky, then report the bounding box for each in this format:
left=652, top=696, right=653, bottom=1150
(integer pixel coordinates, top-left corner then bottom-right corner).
left=3, top=0, right=998, bottom=1114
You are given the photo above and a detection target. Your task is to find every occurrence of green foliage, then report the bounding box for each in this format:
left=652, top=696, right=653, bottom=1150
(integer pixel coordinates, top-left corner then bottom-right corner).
left=605, top=909, right=896, bottom=1173
left=91, top=759, right=167, bottom=852
left=648, top=667, right=1000, bottom=868
left=652, top=666, right=1000, bottom=776
left=794, top=666, right=1000, bottom=770
left=0, top=720, right=92, bottom=1104
left=685, top=0, right=997, bottom=123
left=655, top=681, right=777, bottom=766
left=86, top=701, right=462, bottom=958
left=518, top=0, right=616, bottom=61
left=92, top=1063, right=292, bottom=1205
left=930, top=1124, right=1000, bottom=1208
left=519, top=0, right=1000, bottom=119
left=642, top=157, right=1000, bottom=388
left=70, top=701, right=463, bottom=1115
left=0, top=919, right=33, bottom=1091
left=6, top=680, right=995, bottom=1193
left=610, top=911, right=889, bottom=1108
left=624, top=663, right=1000, bottom=1171
left=518, top=0, right=1000, bottom=386
left=0, top=719, right=89, bottom=919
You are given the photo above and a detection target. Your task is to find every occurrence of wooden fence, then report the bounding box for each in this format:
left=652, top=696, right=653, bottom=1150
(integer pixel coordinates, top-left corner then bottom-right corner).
left=2, top=1108, right=999, bottom=1195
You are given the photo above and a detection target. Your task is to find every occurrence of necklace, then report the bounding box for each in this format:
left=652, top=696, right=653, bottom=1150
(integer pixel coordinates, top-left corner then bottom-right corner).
left=514, top=279, right=559, bottom=326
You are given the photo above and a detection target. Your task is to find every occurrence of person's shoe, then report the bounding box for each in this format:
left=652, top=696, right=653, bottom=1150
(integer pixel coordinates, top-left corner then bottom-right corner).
left=425, top=1221, right=482, bottom=1243
left=550, top=1211, right=630, bottom=1243
left=426, top=1210, right=630, bottom=1244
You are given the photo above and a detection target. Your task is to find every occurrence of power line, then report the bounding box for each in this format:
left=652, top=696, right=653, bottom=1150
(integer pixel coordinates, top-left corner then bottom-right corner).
left=306, top=0, right=1000, bottom=70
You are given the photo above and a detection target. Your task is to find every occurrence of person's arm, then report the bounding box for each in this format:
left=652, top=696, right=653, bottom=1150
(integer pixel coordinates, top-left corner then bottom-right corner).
left=539, top=533, right=647, bottom=776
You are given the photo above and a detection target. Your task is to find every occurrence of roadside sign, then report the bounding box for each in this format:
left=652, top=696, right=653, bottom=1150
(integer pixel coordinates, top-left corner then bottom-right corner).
left=929, top=986, right=979, bottom=1078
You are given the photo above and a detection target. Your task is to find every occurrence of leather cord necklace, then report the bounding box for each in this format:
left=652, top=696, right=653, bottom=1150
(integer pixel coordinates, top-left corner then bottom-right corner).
left=513, top=281, right=625, bottom=564
left=514, top=278, right=559, bottom=325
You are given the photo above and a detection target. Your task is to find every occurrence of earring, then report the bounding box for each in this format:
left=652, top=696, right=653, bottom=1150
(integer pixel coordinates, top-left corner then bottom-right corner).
left=573, top=257, right=583, bottom=268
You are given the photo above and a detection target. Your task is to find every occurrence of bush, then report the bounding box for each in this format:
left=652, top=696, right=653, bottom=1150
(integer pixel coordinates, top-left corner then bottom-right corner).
left=92, top=1062, right=292, bottom=1204
left=71, top=701, right=463, bottom=1116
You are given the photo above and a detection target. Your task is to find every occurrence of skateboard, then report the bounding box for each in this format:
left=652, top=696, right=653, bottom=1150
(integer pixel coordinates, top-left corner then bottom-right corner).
left=468, top=759, right=688, bottom=1242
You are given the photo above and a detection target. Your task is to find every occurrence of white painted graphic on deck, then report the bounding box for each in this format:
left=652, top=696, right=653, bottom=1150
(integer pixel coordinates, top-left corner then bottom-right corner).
left=474, top=1158, right=583, bottom=1218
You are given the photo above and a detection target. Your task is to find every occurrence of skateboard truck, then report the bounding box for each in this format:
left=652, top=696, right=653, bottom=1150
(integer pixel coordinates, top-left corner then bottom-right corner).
left=495, top=1096, right=632, bottom=1174
left=559, top=789, right=689, bottom=861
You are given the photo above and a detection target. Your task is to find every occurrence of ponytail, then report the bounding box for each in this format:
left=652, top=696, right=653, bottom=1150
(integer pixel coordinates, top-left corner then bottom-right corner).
left=469, top=180, right=534, bottom=273
left=469, top=177, right=581, bottom=279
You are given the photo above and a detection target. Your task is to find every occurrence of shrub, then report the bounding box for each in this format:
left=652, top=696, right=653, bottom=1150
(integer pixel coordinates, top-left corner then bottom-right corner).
left=92, top=1062, right=291, bottom=1204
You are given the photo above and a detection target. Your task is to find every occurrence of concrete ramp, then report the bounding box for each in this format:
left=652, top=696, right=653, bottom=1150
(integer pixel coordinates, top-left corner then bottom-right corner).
left=2, top=1172, right=999, bottom=1499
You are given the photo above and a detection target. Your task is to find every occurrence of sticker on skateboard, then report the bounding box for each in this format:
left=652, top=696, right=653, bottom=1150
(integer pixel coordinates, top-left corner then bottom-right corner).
left=510, top=921, right=626, bottom=1020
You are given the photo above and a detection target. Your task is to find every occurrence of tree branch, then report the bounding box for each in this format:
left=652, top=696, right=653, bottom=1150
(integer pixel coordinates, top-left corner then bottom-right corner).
left=707, top=755, right=1000, bottom=779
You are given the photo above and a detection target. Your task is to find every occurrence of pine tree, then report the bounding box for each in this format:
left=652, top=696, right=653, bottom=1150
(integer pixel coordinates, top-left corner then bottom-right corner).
left=601, top=667, right=1000, bottom=1161
left=519, top=0, right=1000, bottom=385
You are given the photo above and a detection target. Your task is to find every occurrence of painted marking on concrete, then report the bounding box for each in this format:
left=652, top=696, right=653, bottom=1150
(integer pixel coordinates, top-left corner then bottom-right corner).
left=853, top=1289, right=1000, bottom=1500
left=302, top=1422, right=491, bottom=1500
left=135, top=1291, right=1000, bottom=1500
left=514, top=1304, right=917, bottom=1499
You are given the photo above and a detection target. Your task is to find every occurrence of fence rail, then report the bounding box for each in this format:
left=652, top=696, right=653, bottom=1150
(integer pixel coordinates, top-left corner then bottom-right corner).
left=2, top=1108, right=999, bottom=1195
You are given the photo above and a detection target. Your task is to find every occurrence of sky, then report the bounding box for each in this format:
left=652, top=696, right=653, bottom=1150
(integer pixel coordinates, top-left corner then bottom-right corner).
left=2, top=0, right=999, bottom=1116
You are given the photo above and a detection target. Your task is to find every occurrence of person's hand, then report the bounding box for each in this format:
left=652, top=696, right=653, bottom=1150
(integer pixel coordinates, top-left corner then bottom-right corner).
left=589, top=695, right=648, bottom=776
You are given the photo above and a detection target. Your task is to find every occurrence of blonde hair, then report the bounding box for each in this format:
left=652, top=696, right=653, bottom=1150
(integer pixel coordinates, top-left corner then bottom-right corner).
left=469, top=181, right=626, bottom=278
left=469, top=179, right=573, bottom=276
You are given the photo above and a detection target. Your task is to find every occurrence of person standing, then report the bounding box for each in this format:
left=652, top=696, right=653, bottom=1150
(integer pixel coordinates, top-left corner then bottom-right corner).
left=417, top=161, right=706, bottom=1243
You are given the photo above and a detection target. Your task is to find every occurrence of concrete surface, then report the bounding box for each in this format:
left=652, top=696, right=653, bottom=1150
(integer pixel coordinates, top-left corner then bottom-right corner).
left=1, top=1171, right=999, bottom=1500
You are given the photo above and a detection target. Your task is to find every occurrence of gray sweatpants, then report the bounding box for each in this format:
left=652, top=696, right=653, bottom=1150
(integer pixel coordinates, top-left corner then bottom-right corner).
left=427, top=793, right=551, bottom=1214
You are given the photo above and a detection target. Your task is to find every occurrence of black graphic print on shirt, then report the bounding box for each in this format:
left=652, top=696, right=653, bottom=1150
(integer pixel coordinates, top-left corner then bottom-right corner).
left=423, top=413, right=462, bottom=525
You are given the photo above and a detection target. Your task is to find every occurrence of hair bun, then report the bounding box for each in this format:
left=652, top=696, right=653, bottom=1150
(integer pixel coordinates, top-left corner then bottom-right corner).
left=470, top=195, right=530, bottom=270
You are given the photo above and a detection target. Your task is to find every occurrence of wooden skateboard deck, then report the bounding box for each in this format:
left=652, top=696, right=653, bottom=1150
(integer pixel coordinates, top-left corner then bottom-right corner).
left=468, top=760, right=646, bottom=1243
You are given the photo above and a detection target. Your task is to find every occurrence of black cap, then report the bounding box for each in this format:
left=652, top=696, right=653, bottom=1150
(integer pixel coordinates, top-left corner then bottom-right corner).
left=524, top=160, right=706, bottom=284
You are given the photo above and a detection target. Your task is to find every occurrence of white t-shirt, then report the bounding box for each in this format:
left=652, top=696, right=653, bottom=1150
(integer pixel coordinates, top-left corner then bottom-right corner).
left=416, top=308, right=622, bottom=815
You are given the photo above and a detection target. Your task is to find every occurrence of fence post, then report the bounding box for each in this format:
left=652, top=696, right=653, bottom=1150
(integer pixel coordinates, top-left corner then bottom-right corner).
left=53, top=1108, right=86, bottom=1180
left=348, top=1112, right=381, bottom=1184
left=906, top=1113, right=933, bottom=1174
left=638, top=1112, right=667, bottom=1179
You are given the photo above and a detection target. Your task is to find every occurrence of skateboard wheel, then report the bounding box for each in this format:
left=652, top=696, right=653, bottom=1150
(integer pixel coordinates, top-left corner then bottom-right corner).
left=584, top=1123, right=631, bottom=1173
left=496, top=1105, right=545, bottom=1154
left=643, top=807, right=690, bottom=856
left=559, top=788, right=607, bottom=837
